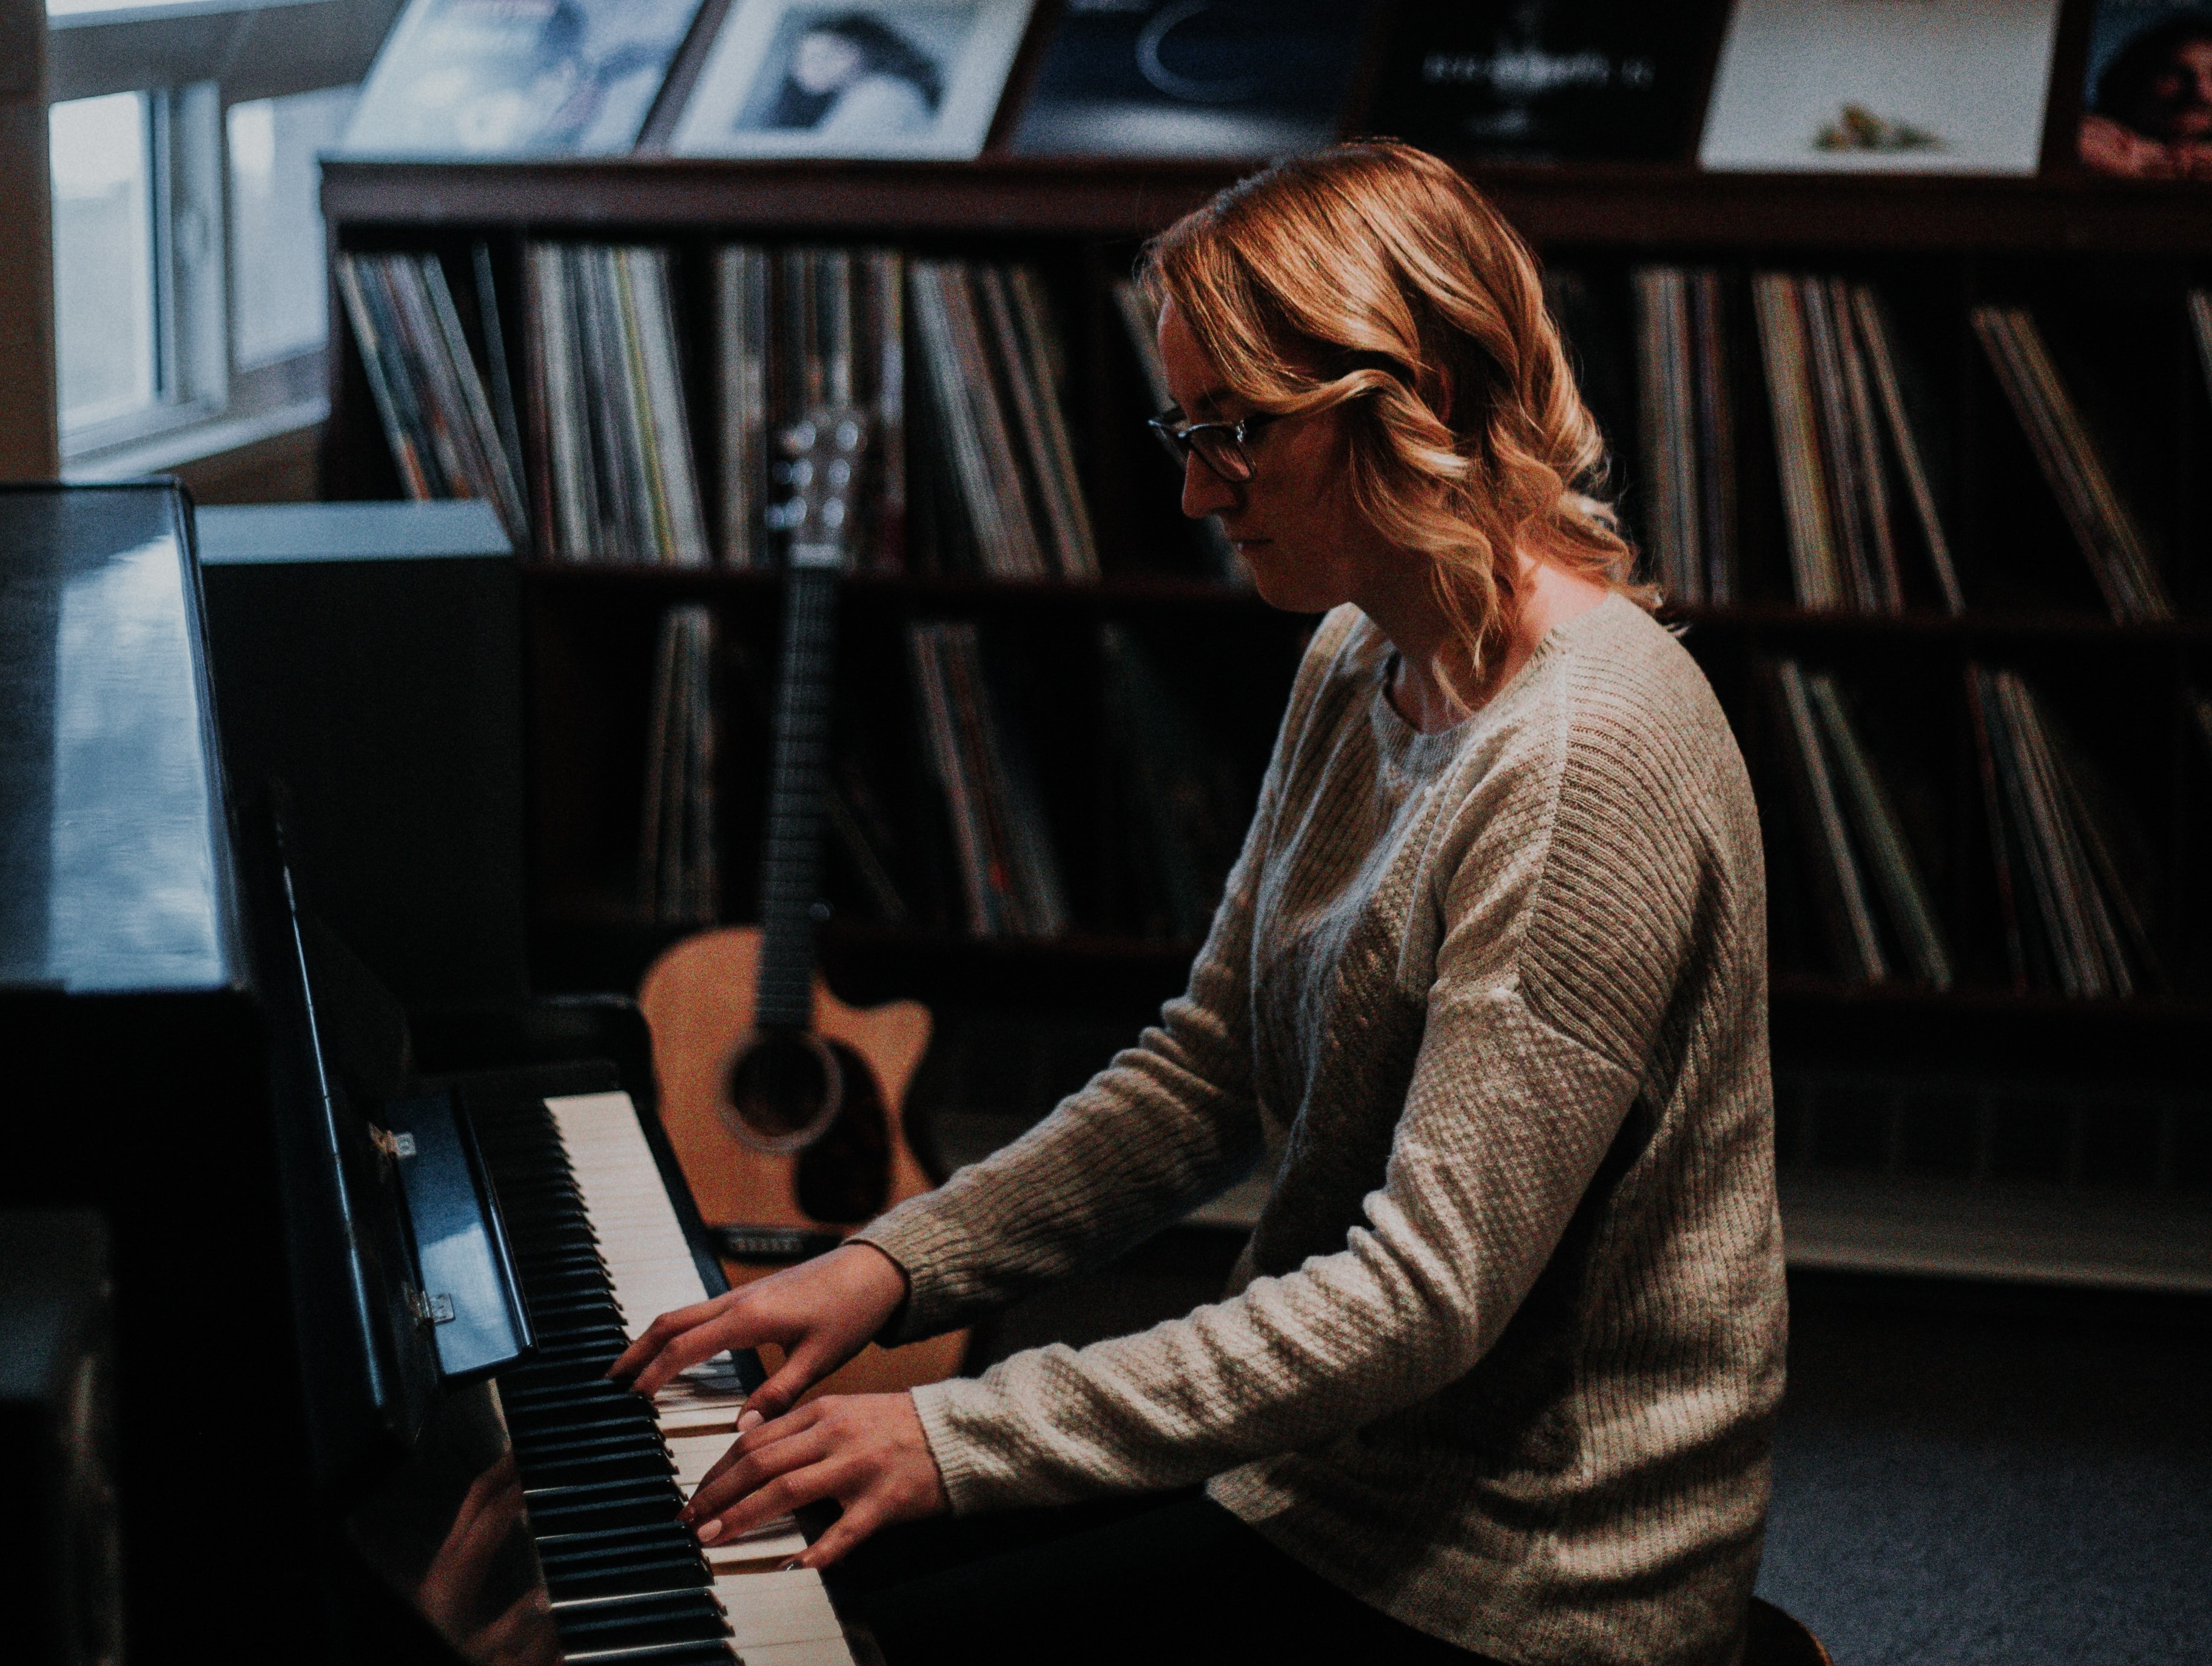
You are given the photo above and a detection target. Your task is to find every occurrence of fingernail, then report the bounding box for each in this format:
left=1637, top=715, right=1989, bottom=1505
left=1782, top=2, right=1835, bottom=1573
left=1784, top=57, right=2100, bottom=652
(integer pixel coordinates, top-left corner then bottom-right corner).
left=695, top=1519, right=722, bottom=1545
left=738, top=1409, right=765, bottom=1433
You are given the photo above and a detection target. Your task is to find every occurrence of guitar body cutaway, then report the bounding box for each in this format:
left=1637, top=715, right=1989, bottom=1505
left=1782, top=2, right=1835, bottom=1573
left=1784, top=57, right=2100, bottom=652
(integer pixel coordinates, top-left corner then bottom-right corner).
left=639, top=925, right=966, bottom=1396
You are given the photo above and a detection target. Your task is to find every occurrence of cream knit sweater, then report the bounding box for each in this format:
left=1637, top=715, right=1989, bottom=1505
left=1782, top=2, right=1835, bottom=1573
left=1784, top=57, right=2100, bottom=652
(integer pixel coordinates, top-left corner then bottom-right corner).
left=858, top=595, right=1787, bottom=1666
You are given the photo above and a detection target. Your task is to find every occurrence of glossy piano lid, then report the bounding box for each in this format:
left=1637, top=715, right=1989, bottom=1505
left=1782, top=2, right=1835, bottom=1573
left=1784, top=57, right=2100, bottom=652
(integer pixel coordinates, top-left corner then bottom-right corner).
left=0, top=483, right=243, bottom=996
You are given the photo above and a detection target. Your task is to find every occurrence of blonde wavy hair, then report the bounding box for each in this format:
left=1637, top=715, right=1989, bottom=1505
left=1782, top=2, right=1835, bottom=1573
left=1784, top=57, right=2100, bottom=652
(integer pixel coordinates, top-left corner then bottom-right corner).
left=1140, top=140, right=1650, bottom=696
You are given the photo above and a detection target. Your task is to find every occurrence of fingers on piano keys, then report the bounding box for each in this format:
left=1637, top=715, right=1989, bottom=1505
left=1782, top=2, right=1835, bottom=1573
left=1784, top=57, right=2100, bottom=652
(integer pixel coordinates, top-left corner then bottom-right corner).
left=479, top=1091, right=857, bottom=1666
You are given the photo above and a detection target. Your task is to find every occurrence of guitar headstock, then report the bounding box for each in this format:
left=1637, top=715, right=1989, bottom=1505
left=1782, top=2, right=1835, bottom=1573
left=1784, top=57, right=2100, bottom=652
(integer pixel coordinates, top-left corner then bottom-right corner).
left=769, top=406, right=870, bottom=572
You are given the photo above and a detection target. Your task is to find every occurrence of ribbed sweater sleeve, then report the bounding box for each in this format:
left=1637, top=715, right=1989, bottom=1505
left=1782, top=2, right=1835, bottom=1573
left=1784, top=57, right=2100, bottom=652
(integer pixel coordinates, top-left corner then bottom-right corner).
left=850, top=615, right=1349, bottom=1338
left=871, top=633, right=1709, bottom=1511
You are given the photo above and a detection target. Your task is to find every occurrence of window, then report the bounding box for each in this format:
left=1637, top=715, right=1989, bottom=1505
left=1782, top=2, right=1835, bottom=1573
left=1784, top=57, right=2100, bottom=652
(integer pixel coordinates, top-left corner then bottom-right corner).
left=228, top=87, right=358, bottom=369
left=49, top=92, right=158, bottom=434
left=45, top=0, right=399, bottom=475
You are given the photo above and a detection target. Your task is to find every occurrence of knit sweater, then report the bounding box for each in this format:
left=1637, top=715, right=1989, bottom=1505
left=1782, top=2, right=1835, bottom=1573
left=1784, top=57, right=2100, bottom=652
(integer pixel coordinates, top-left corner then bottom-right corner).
left=857, top=594, right=1788, bottom=1666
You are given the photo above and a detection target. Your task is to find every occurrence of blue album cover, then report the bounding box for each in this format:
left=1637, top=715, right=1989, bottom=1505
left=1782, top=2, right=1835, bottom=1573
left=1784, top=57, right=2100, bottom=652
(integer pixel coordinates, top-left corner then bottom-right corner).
left=341, top=0, right=708, bottom=157
left=1007, top=0, right=1376, bottom=158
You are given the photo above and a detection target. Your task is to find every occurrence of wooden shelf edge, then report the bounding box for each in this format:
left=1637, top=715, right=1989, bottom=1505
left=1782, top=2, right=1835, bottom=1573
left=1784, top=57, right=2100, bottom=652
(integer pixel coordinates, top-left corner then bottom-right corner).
left=1778, top=1172, right=2212, bottom=1293
left=323, top=155, right=2212, bottom=254
left=528, top=913, right=2209, bottom=1023
left=534, top=905, right=1200, bottom=962
left=1667, top=604, right=2212, bottom=645
left=1771, top=974, right=2212, bottom=1024
left=516, top=563, right=2211, bottom=639
left=517, top=560, right=1280, bottom=612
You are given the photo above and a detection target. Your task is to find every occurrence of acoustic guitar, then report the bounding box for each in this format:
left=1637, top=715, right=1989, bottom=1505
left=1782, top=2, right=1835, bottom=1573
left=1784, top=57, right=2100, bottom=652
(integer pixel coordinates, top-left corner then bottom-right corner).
left=640, top=408, right=965, bottom=1395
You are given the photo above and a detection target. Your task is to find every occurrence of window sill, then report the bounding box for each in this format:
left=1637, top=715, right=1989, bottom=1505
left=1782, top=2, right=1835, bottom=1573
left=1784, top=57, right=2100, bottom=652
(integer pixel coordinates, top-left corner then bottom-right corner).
left=64, top=394, right=326, bottom=482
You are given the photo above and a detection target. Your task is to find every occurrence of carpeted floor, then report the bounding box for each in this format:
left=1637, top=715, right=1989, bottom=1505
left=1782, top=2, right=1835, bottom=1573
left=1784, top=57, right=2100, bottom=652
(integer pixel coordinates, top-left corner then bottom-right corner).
left=1757, top=1274, right=2212, bottom=1665
left=973, top=1234, right=2212, bottom=1665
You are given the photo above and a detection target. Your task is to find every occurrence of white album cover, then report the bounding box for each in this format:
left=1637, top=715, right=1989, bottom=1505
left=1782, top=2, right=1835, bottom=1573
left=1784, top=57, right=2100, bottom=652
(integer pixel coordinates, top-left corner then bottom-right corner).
left=341, top=0, right=706, bottom=156
left=670, top=0, right=1034, bottom=158
left=1699, top=0, right=2065, bottom=173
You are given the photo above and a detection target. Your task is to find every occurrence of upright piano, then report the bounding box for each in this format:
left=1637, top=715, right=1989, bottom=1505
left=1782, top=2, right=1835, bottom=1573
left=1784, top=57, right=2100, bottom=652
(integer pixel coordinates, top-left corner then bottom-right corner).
left=0, top=482, right=858, bottom=1665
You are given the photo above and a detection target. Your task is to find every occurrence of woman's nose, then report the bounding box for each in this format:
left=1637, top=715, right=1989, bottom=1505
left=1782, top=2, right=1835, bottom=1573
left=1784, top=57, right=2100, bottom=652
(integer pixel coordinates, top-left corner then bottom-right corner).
left=1181, top=453, right=1239, bottom=520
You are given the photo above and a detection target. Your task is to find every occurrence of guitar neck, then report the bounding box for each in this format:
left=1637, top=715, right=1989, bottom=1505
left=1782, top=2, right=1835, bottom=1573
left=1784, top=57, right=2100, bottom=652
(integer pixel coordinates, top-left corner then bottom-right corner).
left=755, top=560, right=839, bottom=1031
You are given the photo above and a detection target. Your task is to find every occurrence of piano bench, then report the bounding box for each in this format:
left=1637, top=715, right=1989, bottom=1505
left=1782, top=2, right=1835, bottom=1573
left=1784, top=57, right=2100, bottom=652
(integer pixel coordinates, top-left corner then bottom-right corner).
left=1747, top=1597, right=1832, bottom=1666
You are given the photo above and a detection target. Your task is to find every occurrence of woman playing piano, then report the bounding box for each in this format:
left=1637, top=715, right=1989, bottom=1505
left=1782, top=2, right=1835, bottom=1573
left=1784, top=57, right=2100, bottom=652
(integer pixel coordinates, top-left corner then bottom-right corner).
left=613, top=141, right=1786, bottom=1666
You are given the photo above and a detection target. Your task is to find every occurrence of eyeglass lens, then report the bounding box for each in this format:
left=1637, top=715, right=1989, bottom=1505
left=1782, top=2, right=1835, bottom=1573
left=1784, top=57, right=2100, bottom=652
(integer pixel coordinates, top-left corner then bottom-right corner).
left=1157, top=422, right=1254, bottom=484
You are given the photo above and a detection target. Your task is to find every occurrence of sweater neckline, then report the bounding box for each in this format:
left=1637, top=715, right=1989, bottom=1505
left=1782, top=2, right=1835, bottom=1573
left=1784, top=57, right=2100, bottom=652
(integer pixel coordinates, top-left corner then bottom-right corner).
left=1369, top=591, right=1624, bottom=768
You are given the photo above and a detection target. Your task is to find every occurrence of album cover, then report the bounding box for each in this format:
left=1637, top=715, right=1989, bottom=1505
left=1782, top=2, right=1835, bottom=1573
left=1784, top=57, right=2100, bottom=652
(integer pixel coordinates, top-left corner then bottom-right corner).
left=1369, top=0, right=1716, bottom=163
left=671, top=0, right=1033, bottom=158
left=1699, top=0, right=2063, bottom=175
left=2077, top=0, right=2212, bottom=177
left=1007, top=0, right=1377, bottom=158
left=342, top=0, right=706, bottom=156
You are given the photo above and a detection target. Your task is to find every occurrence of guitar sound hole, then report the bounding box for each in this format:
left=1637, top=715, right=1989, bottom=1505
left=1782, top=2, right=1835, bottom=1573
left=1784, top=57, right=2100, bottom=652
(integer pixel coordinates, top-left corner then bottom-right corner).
left=726, top=1031, right=840, bottom=1147
left=796, top=1040, right=893, bottom=1224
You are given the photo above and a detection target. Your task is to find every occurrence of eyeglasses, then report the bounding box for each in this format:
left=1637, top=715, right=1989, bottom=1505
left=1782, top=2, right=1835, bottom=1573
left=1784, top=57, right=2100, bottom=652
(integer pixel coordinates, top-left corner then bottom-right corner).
left=1146, top=408, right=1283, bottom=484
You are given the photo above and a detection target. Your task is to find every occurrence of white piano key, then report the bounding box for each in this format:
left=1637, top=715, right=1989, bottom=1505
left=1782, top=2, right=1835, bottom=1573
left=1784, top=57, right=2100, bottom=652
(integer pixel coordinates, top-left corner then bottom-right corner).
left=657, top=1399, right=746, bottom=1434
left=669, top=1431, right=740, bottom=1489
left=740, top=1640, right=865, bottom=1666
left=704, top=1524, right=811, bottom=1568
left=714, top=1570, right=845, bottom=1648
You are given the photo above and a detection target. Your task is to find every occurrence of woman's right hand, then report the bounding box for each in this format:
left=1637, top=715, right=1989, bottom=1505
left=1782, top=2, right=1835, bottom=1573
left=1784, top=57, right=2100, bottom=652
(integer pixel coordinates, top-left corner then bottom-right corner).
left=607, top=1241, right=910, bottom=1425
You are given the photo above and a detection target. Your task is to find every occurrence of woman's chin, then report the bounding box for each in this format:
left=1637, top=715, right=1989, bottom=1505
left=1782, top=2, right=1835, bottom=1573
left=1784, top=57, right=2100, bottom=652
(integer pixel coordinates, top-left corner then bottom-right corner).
left=1243, top=552, right=1338, bottom=615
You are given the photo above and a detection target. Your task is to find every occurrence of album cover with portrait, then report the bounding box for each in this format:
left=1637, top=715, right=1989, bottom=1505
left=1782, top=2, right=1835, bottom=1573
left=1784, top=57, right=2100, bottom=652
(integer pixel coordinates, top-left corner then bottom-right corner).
left=1007, top=0, right=1379, bottom=158
left=2078, top=0, right=2212, bottom=177
left=343, top=0, right=707, bottom=156
left=670, top=0, right=1034, bottom=158
left=1699, top=0, right=2062, bottom=174
left=1367, top=0, right=1720, bottom=163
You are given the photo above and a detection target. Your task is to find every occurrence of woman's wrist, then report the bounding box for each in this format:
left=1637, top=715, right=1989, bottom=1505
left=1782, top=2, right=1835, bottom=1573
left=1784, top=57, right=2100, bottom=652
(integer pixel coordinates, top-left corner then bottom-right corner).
left=838, top=1238, right=913, bottom=1333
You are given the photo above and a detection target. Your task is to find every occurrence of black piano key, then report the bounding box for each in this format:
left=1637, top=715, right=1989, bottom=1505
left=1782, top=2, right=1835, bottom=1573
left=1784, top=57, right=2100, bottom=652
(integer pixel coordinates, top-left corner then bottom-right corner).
left=508, top=1356, right=629, bottom=1386
left=502, top=1374, right=648, bottom=1405
left=541, top=1548, right=711, bottom=1601
left=536, top=1523, right=700, bottom=1566
left=527, top=1497, right=690, bottom=1536
left=505, top=1391, right=663, bottom=1428
left=558, top=1642, right=738, bottom=1665
left=512, top=1433, right=668, bottom=1470
left=522, top=1477, right=685, bottom=1531
left=511, top=1412, right=665, bottom=1446
left=519, top=1470, right=681, bottom=1500
left=554, top=1592, right=730, bottom=1651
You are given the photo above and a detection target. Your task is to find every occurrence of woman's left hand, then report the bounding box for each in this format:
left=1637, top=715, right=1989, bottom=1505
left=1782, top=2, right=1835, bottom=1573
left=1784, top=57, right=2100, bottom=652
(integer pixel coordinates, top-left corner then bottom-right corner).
left=680, top=1391, right=948, bottom=1568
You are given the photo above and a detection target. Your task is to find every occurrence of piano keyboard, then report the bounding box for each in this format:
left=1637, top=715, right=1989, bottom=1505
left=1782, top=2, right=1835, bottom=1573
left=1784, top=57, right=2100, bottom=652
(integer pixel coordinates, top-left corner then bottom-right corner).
left=472, top=1088, right=856, bottom=1666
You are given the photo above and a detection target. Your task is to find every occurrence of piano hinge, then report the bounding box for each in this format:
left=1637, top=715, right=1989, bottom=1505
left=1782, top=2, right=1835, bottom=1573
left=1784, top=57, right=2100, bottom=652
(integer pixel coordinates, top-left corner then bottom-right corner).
left=406, top=1288, right=457, bottom=1326
left=369, top=1126, right=417, bottom=1161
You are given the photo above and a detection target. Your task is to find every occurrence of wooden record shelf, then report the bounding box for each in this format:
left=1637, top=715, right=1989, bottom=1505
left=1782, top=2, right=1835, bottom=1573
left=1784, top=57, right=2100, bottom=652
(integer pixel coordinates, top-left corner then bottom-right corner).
left=323, top=155, right=2212, bottom=257
left=324, top=143, right=2212, bottom=1238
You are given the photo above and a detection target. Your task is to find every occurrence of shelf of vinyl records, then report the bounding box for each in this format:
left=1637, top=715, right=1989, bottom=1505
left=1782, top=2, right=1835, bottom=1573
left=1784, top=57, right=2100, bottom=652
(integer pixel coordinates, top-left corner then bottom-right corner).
left=328, top=225, right=2212, bottom=607
left=324, top=184, right=2212, bottom=1030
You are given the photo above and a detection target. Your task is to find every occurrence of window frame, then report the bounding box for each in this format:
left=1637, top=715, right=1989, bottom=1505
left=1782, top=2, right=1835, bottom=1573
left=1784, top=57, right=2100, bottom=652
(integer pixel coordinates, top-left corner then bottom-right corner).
left=47, top=0, right=403, bottom=475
